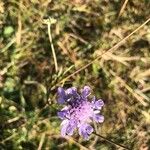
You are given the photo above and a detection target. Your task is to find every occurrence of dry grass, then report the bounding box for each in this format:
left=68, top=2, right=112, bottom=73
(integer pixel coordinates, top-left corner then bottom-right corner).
left=0, top=0, right=150, bottom=149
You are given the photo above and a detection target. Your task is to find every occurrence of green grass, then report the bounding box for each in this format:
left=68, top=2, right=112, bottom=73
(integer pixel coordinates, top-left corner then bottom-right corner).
left=0, top=0, right=150, bottom=149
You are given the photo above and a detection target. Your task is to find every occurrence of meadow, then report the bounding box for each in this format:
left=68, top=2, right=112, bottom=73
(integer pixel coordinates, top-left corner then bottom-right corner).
left=0, top=0, right=150, bottom=149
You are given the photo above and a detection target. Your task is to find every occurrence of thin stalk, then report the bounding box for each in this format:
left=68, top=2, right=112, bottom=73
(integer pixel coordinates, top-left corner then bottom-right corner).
left=93, top=132, right=131, bottom=150
left=47, top=18, right=58, bottom=72
left=118, top=0, right=129, bottom=17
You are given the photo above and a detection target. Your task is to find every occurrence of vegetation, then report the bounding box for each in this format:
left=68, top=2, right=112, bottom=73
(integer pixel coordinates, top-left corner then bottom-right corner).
left=0, top=0, right=150, bottom=149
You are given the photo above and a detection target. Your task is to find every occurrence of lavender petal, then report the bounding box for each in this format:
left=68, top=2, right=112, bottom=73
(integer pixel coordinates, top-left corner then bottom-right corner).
left=57, top=110, right=67, bottom=119
left=81, top=86, right=91, bottom=98
left=93, top=114, right=104, bottom=123
left=93, top=99, right=104, bottom=109
left=61, top=120, right=69, bottom=136
left=79, top=124, right=93, bottom=139
left=58, top=97, right=65, bottom=104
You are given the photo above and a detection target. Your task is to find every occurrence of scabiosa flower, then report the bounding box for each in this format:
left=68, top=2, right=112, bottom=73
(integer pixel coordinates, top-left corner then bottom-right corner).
left=57, top=86, right=104, bottom=140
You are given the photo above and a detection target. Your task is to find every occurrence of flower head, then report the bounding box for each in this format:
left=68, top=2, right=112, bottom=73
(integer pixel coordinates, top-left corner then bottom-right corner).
left=57, top=86, right=104, bottom=139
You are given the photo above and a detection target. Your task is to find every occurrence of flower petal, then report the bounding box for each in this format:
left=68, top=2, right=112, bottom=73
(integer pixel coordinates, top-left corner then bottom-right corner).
left=86, top=125, right=93, bottom=134
left=57, top=110, right=68, bottom=119
left=93, top=114, right=104, bottom=123
left=66, top=125, right=75, bottom=136
left=58, top=87, right=66, bottom=97
left=94, top=99, right=104, bottom=109
left=66, top=119, right=77, bottom=135
left=66, top=87, right=76, bottom=94
left=81, top=86, right=91, bottom=98
left=57, top=87, right=66, bottom=104
left=61, top=120, right=69, bottom=136
left=58, top=97, right=65, bottom=104
left=79, top=126, right=88, bottom=139
left=66, top=87, right=79, bottom=98
left=78, top=124, right=93, bottom=140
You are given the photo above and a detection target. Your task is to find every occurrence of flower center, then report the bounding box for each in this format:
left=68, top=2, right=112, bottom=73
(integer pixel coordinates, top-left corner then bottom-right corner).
left=70, top=101, right=93, bottom=124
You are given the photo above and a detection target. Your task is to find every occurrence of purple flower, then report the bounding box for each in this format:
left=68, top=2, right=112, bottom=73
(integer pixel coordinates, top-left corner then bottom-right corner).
left=57, top=86, right=104, bottom=140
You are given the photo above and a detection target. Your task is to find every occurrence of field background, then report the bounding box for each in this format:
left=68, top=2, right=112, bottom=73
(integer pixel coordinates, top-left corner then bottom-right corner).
left=0, top=0, right=150, bottom=149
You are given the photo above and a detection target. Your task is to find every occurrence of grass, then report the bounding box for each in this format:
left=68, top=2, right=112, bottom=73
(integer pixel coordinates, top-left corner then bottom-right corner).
left=0, top=0, right=150, bottom=149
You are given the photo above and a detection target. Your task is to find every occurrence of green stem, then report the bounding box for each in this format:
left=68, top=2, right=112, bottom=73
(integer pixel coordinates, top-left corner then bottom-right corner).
left=93, top=132, right=130, bottom=150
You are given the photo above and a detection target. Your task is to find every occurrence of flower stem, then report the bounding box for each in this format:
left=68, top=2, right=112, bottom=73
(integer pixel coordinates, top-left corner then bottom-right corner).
left=93, top=132, right=130, bottom=150
left=47, top=17, right=58, bottom=73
